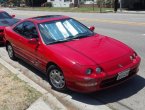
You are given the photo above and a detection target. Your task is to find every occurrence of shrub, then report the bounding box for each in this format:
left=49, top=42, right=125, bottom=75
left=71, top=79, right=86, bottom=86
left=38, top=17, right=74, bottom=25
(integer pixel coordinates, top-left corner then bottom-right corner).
left=41, top=2, right=52, bottom=7
left=97, top=0, right=113, bottom=8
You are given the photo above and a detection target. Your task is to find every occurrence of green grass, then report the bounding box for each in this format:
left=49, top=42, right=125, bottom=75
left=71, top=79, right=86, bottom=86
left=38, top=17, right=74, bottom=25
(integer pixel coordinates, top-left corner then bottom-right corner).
left=0, top=64, right=42, bottom=110
left=16, top=7, right=113, bottom=13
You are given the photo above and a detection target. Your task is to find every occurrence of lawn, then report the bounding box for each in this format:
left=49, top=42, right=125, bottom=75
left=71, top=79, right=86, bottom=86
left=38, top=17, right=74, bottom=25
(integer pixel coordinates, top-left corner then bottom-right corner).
left=16, top=7, right=113, bottom=13
left=0, top=63, right=42, bottom=110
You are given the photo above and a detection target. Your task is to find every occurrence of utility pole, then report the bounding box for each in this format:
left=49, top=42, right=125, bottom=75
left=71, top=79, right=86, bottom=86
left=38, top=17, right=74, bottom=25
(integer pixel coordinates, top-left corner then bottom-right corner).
left=31, top=0, right=33, bottom=7
left=99, top=0, right=102, bottom=13
left=93, top=0, right=94, bottom=11
left=119, top=0, right=122, bottom=12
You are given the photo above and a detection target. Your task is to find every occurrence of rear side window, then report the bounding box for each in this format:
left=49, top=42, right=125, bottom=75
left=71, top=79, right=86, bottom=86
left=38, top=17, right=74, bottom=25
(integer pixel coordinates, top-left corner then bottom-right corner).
left=13, top=21, right=38, bottom=39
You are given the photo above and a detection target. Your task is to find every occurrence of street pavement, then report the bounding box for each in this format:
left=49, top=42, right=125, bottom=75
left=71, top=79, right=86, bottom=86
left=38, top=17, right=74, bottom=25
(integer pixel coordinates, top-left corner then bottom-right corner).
left=0, top=8, right=145, bottom=110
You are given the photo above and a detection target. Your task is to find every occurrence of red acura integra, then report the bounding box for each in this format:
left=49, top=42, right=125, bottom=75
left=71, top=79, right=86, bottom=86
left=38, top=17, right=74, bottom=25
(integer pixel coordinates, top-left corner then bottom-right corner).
left=0, top=10, right=19, bottom=44
left=4, top=15, right=141, bottom=93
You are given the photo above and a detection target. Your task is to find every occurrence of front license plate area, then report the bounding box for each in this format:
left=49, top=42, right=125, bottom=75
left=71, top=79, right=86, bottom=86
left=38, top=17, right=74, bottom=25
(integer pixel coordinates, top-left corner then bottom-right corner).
left=117, top=69, right=130, bottom=80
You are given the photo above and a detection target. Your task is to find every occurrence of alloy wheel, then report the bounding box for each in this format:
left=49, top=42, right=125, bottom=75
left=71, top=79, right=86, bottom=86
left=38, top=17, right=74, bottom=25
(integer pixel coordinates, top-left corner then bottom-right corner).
left=49, top=69, right=65, bottom=89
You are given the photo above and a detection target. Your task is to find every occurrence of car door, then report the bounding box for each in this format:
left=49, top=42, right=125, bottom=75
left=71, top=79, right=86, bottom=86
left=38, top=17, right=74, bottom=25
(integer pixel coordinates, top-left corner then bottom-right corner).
left=11, top=22, right=24, bottom=55
left=14, top=21, right=40, bottom=65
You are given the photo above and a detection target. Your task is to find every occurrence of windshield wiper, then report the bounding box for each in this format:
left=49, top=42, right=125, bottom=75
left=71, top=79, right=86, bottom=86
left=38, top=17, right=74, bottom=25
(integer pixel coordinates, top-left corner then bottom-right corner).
left=47, top=39, right=72, bottom=45
left=72, top=33, right=92, bottom=39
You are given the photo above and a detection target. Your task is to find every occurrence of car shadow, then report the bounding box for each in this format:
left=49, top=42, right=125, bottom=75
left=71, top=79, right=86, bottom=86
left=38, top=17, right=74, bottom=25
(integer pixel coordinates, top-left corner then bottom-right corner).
left=66, top=75, right=145, bottom=105
left=15, top=58, right=145, bottom=105
left=16, top=58, right=48, bottom=81
left=0, top=44, right=5, bottom=47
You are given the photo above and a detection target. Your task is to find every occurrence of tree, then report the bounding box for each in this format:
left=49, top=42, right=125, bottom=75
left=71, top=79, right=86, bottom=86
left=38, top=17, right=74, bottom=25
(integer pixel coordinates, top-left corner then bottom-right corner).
left=97, top=0, right=113, bottom=7
left=0, top=0, right=8, bottom=3
left=7, top=0, right=25, bottom=6
left=97, top=0, right=104, bottom=13
left=25, top=0, right=47, bottom=7
left=97, top=0, right=113, bottom=12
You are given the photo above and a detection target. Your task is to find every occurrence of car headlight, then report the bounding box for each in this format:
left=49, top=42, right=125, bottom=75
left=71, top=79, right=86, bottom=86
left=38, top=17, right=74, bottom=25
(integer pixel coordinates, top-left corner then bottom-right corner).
left=133, top=52, right=137, bottom=58
left=130, top=52, right=137, bottom=61
left=96, top=67, right=102, bottom=74
left=130, top=56, right=134, bottom=60
left=85, top=68, right=92, bottom=75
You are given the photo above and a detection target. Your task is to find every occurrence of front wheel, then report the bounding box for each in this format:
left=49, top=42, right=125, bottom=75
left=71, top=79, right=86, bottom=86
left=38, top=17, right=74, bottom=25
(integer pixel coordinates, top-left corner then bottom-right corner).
left=7, top=43, right=16, bottom=60
left=47, top=65, right=67, bottom=91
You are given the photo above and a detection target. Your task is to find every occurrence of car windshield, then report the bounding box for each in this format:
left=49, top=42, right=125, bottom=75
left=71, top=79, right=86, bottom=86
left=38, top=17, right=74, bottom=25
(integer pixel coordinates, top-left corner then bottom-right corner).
left=38, top=18, right=94, bottom=44
left=0, top=12, right=12, bottom=19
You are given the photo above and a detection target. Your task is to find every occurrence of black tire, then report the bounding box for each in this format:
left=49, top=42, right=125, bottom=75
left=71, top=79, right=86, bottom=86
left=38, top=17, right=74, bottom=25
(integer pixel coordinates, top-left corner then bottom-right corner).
left=7, top=43, right=16, bottom=60
left=47, top=65, right=67, bottom=91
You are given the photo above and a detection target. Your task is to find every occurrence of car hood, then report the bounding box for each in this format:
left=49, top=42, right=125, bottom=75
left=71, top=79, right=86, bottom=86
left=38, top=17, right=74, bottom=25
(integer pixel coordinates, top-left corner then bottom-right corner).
left=48, top=34, right=132, bottom=67
left=0, top=18, right=20, bottom=27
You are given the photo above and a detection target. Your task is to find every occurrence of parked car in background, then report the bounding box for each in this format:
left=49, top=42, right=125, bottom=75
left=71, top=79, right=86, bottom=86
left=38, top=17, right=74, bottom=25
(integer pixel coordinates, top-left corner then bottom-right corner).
left=4, top=15, right=141, bottom=93
left=0, top=10, right=20, bottom=44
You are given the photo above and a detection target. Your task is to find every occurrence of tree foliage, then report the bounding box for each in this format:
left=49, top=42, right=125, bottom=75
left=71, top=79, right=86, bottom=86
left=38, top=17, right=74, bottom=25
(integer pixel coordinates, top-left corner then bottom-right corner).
left=3, top=0, right=47, bottom=7
left=97, top=0, right=113, bottom=7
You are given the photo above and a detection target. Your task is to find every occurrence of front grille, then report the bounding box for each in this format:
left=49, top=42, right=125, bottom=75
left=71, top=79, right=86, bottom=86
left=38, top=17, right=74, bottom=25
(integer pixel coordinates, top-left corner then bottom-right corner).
left=100, top=68, right=138, bottom=88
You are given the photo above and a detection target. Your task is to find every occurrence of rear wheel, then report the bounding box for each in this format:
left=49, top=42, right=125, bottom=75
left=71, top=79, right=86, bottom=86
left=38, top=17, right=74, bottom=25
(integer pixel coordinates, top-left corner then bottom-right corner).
left=7, top=43, right=16, bottom=60
left=47, top=65, right=67, bottom=91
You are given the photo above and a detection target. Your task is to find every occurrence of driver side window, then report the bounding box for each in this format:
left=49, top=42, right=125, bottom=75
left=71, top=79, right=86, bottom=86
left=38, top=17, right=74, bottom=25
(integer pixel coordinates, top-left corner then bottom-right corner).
left=14, top=21, right=39, bottom=39
left=23, top=22, right=38, bottom=39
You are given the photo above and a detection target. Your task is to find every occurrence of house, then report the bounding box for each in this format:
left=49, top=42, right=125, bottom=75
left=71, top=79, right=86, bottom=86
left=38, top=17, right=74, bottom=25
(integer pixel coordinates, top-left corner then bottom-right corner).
left=46, top=0, right=145, bottom=10
left=47, top=0, right=73, bottom=7
left=47, top=0, right=97, bottom=7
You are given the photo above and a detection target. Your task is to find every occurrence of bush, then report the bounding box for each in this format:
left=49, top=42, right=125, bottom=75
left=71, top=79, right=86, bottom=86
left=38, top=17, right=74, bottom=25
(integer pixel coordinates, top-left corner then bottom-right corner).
left=105, top=0, right=113, bottom=7
left=97, top=0, right=113, bottom=8
left=41, top=2, right=52, bottom=7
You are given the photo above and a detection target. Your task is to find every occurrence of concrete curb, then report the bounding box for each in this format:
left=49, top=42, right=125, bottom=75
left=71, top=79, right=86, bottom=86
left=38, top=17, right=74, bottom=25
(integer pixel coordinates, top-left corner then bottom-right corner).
left=0, top=58, right=67, bottom=110
left=117, top=10, right=145, bottom=14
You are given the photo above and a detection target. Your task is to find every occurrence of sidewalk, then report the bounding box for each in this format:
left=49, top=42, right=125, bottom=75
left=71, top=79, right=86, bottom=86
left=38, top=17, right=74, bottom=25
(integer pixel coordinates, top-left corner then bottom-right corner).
left=27, top=93, right=66, bottom=110
left=117, top=10, right=145, bottom=14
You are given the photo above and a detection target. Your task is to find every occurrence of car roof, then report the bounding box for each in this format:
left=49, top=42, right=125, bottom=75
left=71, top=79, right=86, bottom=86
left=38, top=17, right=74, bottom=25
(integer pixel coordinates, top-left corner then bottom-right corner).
left=27, top=15, right=70, bottom=24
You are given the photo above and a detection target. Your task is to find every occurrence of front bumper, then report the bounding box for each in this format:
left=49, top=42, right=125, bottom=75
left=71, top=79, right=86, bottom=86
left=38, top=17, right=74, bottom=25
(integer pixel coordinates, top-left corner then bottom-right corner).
left=100, top=66, right=138, bottom=88
left=67, top=57, right=141, bottom=93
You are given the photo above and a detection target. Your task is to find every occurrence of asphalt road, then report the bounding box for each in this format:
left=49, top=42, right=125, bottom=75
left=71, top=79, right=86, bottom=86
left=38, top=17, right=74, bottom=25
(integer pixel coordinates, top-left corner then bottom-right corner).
left=0, top=8, right=145, bottom=110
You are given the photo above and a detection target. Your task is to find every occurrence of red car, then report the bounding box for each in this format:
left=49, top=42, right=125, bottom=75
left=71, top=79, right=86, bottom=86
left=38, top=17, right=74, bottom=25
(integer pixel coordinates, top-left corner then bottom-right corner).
left=0, top=10, right=20, bottom=44
left=4, top=15, right=141, bottom=93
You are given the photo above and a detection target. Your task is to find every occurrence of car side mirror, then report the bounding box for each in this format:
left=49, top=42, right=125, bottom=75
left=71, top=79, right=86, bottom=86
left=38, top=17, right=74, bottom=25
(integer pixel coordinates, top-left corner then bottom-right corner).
left=89, top=26, right=95, bottom=31
left=11, top=15, right=15, bottom=18
left=28, top=38, right=38, bottom=45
